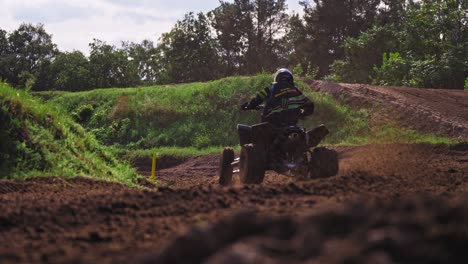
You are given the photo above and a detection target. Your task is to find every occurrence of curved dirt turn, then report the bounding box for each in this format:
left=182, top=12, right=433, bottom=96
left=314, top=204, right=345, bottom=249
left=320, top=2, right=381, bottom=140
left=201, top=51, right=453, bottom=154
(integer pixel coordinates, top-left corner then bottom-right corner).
left=310, top=81, right=468, bottom=139
left=0, top=143, right=467, bottom=263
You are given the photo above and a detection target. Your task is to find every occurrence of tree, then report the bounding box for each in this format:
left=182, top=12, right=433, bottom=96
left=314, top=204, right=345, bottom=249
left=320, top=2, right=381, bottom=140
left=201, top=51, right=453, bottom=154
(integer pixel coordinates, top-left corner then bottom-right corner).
left=329, top=0, right=467, bottom=89
left=88, top=39, right=140, bottom=88
left=284, top=14, right=308, bottom=71
left=122, top=40, right=160, bottom=85
left=209, top=0, right=290, bottom=75
left=399, top=0, right=467, bottom=88
left=247, top=0, right=289, bottom=72
left=158, top=12, right=221, bottom=83
left=377, top=0, right=407, bottom=25
left=299, top=0, right=381, bottom=77
left=328, top=25, right=401, bottom=83
left=0, top=29, right=11, bottom=82
left=209, top=1, right=248, bottom=76
left=50, top=51, right=92, bottom=91
left=7, top=23, right=57, bottom=89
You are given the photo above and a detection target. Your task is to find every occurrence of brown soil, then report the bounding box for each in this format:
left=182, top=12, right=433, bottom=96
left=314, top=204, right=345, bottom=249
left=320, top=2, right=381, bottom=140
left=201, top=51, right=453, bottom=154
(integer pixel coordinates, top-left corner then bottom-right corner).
left=1, top=143, right=467, bottom=263
left=310, top=81, right=468, bottom=140
left=1, top=82, right=468, bottom=263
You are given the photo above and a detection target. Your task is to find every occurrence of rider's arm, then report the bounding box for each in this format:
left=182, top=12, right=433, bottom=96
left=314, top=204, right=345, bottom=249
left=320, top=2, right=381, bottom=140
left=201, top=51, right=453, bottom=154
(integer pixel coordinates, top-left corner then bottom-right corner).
left=292, top=88, right=314, bottom=116
left=301, top=100, right=314, bottom=116
left=244, top=87, right=270, bottom=109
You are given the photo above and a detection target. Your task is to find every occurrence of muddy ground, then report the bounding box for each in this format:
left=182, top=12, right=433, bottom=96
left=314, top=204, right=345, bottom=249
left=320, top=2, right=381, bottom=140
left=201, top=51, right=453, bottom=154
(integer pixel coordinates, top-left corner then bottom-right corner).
left=1, top=143, right=467, bottom=263
left=1, top=82, right=467, bottom=263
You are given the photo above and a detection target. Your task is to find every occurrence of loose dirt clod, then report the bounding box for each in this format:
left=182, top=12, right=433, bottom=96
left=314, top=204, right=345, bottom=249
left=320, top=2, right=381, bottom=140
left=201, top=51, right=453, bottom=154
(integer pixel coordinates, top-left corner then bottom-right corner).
left=151, top=196, right=468, bottom=264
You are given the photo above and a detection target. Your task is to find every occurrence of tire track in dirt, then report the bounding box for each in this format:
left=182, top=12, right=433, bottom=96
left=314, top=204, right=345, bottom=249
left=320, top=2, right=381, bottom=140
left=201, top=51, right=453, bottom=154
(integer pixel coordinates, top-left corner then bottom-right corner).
left=0, top=143, right=467, bottom=263
left=309, top=81, right=468, bottom=140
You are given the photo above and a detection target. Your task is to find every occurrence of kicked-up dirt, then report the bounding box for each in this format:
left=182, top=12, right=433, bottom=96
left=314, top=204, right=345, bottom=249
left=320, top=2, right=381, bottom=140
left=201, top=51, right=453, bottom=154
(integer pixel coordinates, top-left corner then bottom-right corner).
left=0, top=143, right=467, bottom=263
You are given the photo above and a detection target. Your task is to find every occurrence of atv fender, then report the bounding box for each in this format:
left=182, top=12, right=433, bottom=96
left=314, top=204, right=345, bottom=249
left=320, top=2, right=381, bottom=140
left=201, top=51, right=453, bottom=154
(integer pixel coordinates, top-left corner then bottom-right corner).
left=238, top=122, right=275, bottom=146
left=239, top=144, right=266, bottom=184
left=307, top=125, right=329, bottom=148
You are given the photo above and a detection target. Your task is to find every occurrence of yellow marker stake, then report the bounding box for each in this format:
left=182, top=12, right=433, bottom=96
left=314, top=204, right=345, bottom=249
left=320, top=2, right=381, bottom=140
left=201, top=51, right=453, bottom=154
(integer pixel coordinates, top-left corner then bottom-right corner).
left=151, top=153, right=157, bottom=183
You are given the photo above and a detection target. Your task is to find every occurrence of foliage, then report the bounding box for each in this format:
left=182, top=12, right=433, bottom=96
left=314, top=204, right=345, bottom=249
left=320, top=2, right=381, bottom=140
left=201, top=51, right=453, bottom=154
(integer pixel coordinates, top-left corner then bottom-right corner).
left=372, top=52, right=410, bottom=86
left=0, top=23, right=57, bottom=90
left=292, top=62, right=318, bottom=79
left=298, top=0, right=382, bottom=77
left=0, top=0, right=465, bottom=89
left=245, top=0, right=290, bottom=73
left=49, top=75, right=265, bottom=148
left=0, top=82, right=139, bottom=184
left=208, top=1, right=249, bottom=76
left=327, top=25, right=400, bottom=83
left=51, top=51, right=92, bottom=91
left=331, top=0, right=467, bottom=89
left=293, top=63, right=305, bottom=77
left=299, top=87, right=372, bottom=145
left=210, top=0, right=290, bottom=75
left=285, top=14, right=308, bottom=71
left=368, top=125, right=457, bottom=145
left=89, top=39, right=140, bottom=88
left=45, top=75, right=456, bottom=165
left=158, top=12, right=221, bottom=83
left=48, top=75, right=373, bottom=149
left=122, top=40, right=161, bottom=84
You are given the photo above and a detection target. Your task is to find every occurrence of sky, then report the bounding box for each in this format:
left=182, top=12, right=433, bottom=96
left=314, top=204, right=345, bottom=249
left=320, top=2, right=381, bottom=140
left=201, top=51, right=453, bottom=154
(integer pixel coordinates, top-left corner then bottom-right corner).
left=0, top=0, right=304, bottom=54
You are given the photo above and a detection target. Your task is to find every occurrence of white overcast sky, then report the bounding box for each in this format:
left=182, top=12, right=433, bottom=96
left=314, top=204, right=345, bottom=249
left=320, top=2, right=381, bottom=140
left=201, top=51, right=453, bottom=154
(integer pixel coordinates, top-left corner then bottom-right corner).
left=0, top=0, right=304, bottom=54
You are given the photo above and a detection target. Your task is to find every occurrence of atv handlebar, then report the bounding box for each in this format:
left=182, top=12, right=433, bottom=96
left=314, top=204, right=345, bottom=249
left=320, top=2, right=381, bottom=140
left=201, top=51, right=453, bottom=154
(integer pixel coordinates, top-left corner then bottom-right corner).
left=241, top=102, right=264, bottom=111
left=241, top=103, right=307, bottom=115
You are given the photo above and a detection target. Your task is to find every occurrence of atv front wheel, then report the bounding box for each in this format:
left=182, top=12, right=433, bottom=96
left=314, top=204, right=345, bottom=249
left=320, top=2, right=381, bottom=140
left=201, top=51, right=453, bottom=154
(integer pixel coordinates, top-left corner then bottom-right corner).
left=308, top=147, right=339, bottom=178
left=239, top=144, right=266, bottom=184
left=219, top=147, right=235, bottom=186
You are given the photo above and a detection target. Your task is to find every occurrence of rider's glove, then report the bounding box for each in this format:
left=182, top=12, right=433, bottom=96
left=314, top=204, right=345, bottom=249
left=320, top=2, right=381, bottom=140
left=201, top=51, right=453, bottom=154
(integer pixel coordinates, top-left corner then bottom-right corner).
left=301, top=102, right=314, bottom=116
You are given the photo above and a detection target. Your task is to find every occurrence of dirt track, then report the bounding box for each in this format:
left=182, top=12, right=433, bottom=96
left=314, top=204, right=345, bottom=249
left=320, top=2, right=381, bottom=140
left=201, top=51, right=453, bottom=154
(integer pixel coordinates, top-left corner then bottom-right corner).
left=1, top=143, right=467, bottom=263
left=310, top=81, right=468, bottom=140
left=1, top=83, right=468, bottom=263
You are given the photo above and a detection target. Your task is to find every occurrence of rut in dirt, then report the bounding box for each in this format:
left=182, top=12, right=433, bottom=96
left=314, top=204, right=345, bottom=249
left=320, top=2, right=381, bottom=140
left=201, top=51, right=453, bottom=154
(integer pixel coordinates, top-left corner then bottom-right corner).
left=0, top=143, right=467, bottom=263
left=310, top=80, right=468, bottom=140
left=150, top=196, right=468, bottom=264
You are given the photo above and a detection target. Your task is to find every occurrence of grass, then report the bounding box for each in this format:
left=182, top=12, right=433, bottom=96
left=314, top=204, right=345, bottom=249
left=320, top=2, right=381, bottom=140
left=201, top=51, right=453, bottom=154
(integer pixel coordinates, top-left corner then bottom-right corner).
left=44, top=78, right=259, bottom=148
left=115, top=146, right=228, bottom=166
left=39, top=74, right=459, bottom=159
left=42, top=75, right=374, bottom=150
left=0, top=82, right=140, bottom=184
left=8, top=75, right=459, bottom=183
left=368, top=125, right=458, bottom=145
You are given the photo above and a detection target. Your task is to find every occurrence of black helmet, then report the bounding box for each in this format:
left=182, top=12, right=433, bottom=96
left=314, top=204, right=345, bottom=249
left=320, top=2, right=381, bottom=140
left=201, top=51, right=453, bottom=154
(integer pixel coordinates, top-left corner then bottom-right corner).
left=274, top=68, right=294, bottom=83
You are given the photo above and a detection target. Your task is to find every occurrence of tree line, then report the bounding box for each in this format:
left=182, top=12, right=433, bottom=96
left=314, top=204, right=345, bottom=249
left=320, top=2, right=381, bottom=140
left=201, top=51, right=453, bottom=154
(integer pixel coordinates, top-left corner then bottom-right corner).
left=0, top=0, right=466, bottom=91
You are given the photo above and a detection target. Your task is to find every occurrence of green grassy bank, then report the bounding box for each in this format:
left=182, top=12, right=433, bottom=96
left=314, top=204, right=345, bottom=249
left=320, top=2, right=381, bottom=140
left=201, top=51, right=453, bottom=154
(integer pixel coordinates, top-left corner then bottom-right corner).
left=3, top=75, right=455, bottom=181
left=45, top=75, right=374, bottom=149
left=0, top=82, right=139, bottom=183
left=45, top=75, right=454, bottom=152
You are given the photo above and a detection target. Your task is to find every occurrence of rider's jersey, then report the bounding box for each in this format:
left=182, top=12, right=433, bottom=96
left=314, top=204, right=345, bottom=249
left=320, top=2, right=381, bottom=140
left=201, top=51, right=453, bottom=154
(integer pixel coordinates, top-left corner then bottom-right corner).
left=248, top=81, right=314, bottom=126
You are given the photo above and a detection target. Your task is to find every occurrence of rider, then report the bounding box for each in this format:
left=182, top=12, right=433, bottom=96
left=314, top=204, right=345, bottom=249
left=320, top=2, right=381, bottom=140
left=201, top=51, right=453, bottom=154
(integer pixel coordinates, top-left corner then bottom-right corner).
left=242, top=68, right=314, bottom=127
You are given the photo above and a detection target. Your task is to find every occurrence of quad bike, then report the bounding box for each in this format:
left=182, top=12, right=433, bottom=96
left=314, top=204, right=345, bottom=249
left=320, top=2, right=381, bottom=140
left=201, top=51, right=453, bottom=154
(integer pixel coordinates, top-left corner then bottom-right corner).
left=218, top=108, right=339, bottom=186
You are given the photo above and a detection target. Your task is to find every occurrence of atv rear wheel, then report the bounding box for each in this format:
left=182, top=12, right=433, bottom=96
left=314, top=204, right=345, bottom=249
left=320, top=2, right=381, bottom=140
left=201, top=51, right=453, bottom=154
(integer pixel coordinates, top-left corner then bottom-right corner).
left=239, top=144, right=266, bottom=184
left=308, top=147, right=339, bottom=179
left=218, top=147, right=235, bottom=186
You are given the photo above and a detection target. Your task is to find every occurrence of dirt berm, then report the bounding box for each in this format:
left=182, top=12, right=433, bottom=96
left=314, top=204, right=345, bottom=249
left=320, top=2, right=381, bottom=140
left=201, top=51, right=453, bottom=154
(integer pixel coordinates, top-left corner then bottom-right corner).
left=309, top=80, right=468, bottom=140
